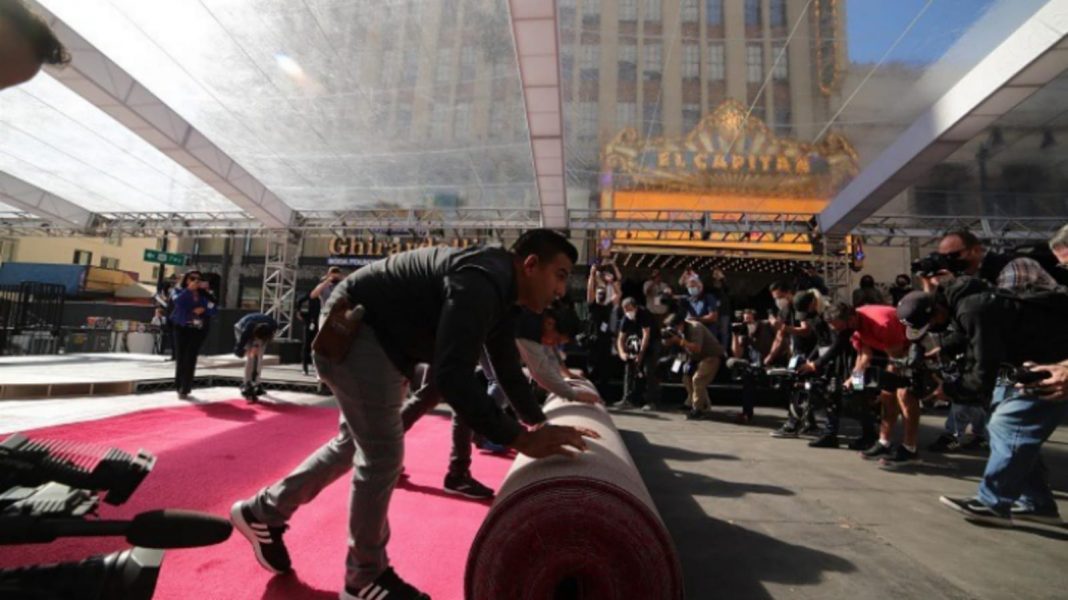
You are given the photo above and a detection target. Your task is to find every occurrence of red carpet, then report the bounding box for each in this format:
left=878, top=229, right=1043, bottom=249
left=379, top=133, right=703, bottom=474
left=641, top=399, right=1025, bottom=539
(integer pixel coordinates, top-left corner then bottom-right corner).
left=0, top=399, right=514, bottom=599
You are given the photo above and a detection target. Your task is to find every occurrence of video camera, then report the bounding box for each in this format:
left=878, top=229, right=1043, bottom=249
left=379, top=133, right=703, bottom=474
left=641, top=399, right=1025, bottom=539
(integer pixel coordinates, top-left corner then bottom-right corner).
left=0, top=433, right=232, bottom=600
left=910, top=252, right=969, bottom=277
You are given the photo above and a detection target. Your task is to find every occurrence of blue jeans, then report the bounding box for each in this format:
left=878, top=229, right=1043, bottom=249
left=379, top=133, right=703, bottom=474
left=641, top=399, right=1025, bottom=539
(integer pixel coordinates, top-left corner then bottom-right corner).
left=976, top=385, right=1068, bottom=513
left=944, top=403, right=987, bottom=439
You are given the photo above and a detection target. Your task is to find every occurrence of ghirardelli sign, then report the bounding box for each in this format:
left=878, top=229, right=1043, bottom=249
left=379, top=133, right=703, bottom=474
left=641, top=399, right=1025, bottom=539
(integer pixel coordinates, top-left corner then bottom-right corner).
left=603, top=99, right=858, bottom=199
left=329, top=236, right=481, bottom=258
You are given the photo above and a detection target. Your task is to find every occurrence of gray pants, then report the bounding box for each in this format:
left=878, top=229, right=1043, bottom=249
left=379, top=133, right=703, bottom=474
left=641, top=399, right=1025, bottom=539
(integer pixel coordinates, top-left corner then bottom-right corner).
left=249, top=325, right=407, bottom=589
left=248, top=327, right=473, bottom=589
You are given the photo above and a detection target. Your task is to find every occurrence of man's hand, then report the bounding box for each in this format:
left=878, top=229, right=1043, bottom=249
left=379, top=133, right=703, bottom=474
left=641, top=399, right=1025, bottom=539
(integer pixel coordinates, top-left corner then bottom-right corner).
left=510, top=424, right=601, bottom=458
left=797, top=362, right=816, bottom=375
left=1020, top=362, right=1068, bottom=401
left=572, top=389, right=603, bottom=405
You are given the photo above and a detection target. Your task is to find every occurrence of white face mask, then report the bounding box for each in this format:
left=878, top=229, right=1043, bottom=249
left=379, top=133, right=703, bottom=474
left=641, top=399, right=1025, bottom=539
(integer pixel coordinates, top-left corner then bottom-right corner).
left=687, top=286, right=700, bottom=296
left=775, top=298, right=790, bottom=310
left=624, top=311, right=637, bottom=321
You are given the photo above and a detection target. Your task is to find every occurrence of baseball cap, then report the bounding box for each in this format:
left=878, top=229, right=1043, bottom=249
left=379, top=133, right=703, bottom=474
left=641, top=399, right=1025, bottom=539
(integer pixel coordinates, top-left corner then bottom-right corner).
left=896, top=291, right=936, bottom=341
left=792, top=290, right=818, bottom=313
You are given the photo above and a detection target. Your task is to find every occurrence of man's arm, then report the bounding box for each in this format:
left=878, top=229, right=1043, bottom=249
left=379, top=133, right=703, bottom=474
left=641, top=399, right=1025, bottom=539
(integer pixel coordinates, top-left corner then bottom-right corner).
left=485, top=323, right=547, bottom=426
left=637, top=326, right=651, bottom=361
left=950, top=304, right=1004, bottom=400
left=431, top=271, right=524, bottom=445
left=516, top=338, right=577, bottom=401
left=812, top=329, right=851, bottom=371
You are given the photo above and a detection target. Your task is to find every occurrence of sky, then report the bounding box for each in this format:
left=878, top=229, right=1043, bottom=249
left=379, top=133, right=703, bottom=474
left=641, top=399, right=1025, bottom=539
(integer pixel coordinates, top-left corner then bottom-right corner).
left=845, top=0, right=1000, bottom=65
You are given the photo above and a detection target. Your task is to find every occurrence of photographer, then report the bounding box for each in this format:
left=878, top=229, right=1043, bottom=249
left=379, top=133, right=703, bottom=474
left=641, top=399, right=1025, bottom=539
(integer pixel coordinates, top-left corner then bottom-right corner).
left=615, top=297, right=660, bottom=410
left=897, top=279, right=1068, bottom=525
left=310, top=266, right=344, bottom=312
left=816, top=302, right=917, bottom=467
left=937, top=230, right=1055, bottom=291
left=764, top=280, right=816, bottom=368
left=643, top=269, right=672, bottom=320
left=662, top=311, right=725, bottom=421
left=588, top=260, right=622, bottom=308
left=730, top=309, right=775, bottom=424
left=795, top=292, right=878, bottom=450
left=680, top=276, right=719, bottom=333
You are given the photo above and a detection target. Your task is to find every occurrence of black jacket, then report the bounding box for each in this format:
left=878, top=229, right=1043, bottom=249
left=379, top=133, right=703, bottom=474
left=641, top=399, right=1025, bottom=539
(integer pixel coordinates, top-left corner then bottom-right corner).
left=943, top=277, right=1068, bottom=401
left=328, top=245, right=543, bottom=444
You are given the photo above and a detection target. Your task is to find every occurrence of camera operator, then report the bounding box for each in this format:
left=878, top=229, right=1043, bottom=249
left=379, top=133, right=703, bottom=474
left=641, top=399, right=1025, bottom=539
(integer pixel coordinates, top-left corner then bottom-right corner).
left=795, top=293, right=878, bottom=450
left=938, top=230, right=1056, bottom=291
left=852, top=275, right=888, bottom=308
left=662, top=311, right=725, bottom=421
left=730, top=309, right=775, bottom=424
left=897, top=279, right=1068, bottom=525
left=889, top=274, right=913, bottom=307
left=643, top=269, right=672, bottom=321
left=814, top=302, right=918, bottom=467
left=588, top=259, right=622, bottom=307
left=615, top=297, right=660, bottom=410
left=764, top=280, right=816, bottom=368
left=586, top=265, right=621, bottom=397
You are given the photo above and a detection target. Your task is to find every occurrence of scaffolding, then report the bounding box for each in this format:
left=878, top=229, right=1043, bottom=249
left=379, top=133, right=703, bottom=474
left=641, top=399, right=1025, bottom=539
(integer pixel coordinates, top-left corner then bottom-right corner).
left=260, top=232, right=301, bottom=341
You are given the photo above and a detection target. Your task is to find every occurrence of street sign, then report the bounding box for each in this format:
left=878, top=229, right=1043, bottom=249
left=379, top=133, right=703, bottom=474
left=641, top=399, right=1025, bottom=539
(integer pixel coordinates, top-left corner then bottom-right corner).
left=143, top=249, right=188, bottom=266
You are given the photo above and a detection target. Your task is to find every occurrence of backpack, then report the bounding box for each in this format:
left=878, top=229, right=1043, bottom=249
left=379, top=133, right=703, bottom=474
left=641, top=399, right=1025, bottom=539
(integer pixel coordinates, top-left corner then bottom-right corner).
left=992, top=285, right=1068, bottom=320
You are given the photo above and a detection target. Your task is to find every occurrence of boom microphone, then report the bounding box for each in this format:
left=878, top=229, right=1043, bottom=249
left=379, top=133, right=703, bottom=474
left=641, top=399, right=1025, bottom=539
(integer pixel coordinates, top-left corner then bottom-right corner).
left=0, top=509, right=232, bottom=548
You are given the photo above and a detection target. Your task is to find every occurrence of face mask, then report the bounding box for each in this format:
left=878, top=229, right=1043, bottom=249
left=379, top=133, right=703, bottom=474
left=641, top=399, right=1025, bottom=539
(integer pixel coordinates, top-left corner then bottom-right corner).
left=687, top=286, right=700, bottom=296
left=624, top=311, right=637, bottom=321
left=747, top=323, right=757, bottom=334
left=775, top=298, right=790, bottom=310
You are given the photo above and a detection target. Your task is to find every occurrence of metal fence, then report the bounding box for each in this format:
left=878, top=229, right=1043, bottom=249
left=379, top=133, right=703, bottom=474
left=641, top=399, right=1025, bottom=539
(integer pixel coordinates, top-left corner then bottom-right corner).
left=0, top=282, right=66, bottom=356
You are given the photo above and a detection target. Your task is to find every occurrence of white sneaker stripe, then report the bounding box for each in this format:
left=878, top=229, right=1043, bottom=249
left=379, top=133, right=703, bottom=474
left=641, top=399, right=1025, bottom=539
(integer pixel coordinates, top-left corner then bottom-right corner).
left=370, top=587, right=389, bottom=600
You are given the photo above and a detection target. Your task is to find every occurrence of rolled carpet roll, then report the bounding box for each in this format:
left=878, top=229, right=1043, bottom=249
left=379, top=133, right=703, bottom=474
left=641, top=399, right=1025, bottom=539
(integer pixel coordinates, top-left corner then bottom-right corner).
left=465, top=381, right=683, bottom=600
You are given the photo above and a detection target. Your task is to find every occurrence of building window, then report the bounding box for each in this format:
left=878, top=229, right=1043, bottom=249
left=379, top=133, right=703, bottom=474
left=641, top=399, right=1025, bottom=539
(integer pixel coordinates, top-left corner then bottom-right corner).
left=642, top=102, right=662, bottom=135
left=460, top=46, right=476, bottom=80
left=579, top=44, right=599, bottom=80
left=430, top=103, right=448, bottom=139
left=454, top=102, right=471, bottom=139
left=239, top=285, right=262, bottom=310
left=746, top=43, right=763, bottom=82
left=642, top=43, right=661, bottom=81
left=772, top=43, right=788, bottom=80
left=620, top=0, right=637, bottom=21
left=618, top=44, right=637, bottom=81
left=682, top=43, right=699, bottom=79
left=382, top=49, right=399, bottom=85
left=579, top=101, right=597, bottom=138
left=706, top=0, right=722, bottom=26
left=644, top=0, right=661, bottom=22
left=770, top=0, right=787, bottom=27
left=402, top=51, right=418, bottom=85
left=73, top=250, right=92, bottom=266
left=745, top=0, right=761, bottom=27
left=775, top=106, right=792, bottom=135
left=617, top=101, right=637, bottom=126
left=683, top=103, right=701, bottom=131
left=707, top=43, right=725, bottom=80
left=436, top=49, right=453, bottom=84
left=582, top=0, right=600, bottom=25
left=561, top=51, right=574, bottom=81
left=682, top=0, right=699, bottom=23
left=100, top=256, right=119, bottom=270
left=395, top=106, right=412, bottom=133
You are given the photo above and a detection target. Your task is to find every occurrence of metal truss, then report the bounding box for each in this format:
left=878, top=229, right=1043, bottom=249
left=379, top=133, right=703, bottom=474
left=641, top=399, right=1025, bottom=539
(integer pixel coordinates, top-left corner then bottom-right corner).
left=568, top=209, right=815, bottom=243
left=296, top=207, right=541, bottom=233
left=261, top=232, right=301, bottom=340
left=853, top=215, right=1065, bottom=248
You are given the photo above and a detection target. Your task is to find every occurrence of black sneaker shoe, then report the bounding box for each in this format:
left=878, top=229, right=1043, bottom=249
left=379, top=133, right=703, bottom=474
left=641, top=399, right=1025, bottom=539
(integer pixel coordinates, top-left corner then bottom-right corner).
left=860, top=441, right=893, bottom=460
left=959, top=436, right=985, bottom=451
left=800, top=422, right=821, bottom=436
left=769, top=424, right=799, bottom=439
left=341, top=567, right=430, bottom=600
left=443, top=472, right=494, bottom=500
left=253, top=383, right=266, bottom=396
left=927, top=433, right=960, bottom=453
left=230, top=501, right=292, bottom=573
left=808, top=433, right=839, bottom=448
left=686, top=409, right=708, bottom=421
left=939, top=496, right=1012, bottom=527
left=879, top=445, right=919, bottom=469
left=1011, top=502, right=1063, bottom=526
left=847, top=436, right=876, bottom=451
